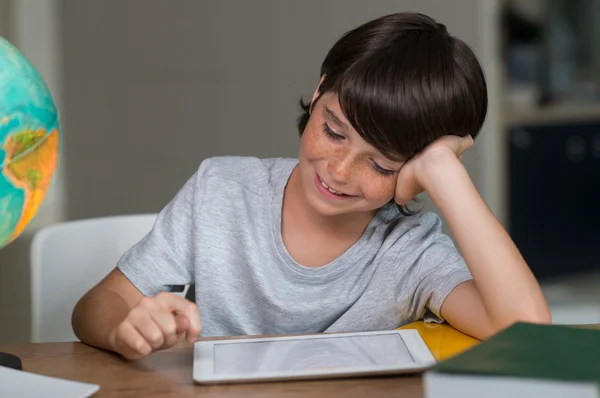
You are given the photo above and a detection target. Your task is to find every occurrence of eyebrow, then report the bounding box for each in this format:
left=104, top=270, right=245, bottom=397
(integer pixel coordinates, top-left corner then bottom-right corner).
left=325, top=106, right=348, bottom=130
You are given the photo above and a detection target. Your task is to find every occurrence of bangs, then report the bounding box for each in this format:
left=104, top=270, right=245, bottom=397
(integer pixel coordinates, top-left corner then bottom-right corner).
left=333, top=30, right=485, bottom=161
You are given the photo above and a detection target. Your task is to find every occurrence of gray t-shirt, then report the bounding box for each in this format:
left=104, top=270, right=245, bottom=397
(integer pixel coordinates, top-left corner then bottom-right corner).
left=118, top=156, right=472, bottom=337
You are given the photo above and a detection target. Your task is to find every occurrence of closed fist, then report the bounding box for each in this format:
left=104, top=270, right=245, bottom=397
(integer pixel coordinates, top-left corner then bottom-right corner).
left=108, top=292, right=202, bottom=360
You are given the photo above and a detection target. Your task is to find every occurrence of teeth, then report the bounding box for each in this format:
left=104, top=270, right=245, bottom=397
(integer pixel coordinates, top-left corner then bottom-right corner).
left=320, top=178, right=344, bottom=195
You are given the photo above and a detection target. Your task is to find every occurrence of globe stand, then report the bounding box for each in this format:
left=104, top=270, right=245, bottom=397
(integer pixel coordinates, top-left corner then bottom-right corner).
left=0, top=352, right=22, bottom=370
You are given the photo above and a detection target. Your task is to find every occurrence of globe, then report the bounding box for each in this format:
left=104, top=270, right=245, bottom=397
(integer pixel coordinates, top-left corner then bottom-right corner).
left=0, top=37, right=59, bottom=249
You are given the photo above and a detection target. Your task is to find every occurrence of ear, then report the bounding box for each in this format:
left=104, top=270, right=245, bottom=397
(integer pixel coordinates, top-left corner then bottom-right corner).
left=309, top=75, right=326, bottom=113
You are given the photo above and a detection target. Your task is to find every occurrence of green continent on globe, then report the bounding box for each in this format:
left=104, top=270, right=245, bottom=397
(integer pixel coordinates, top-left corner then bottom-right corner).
left=2, top=127, right=59, bottom=243
left=7, top=128, right=46, bottom=159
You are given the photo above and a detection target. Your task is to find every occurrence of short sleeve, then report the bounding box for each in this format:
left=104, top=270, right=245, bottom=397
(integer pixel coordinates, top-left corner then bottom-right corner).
left=403, top=213, right=472, bottom=323
left=117, top=159, right=209, bottom=296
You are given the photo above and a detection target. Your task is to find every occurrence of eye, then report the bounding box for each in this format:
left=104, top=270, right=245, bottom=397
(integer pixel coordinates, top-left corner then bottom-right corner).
left=372, top=161, right=396, bottom=176
left=322, top=123, right=344, bottom=140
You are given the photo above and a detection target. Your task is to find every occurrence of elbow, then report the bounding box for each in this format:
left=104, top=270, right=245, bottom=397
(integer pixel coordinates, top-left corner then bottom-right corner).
left=519, top=297, right=553, bottom=325
left=495, top=306, right=553, bottom=332
left=514, top=309, right=552, bottom=325
left=509, top=291, right=554, bottom=326
left=529, top=306, right=553, bottom=324
left=71, top=297, right=85, bottom=340
left=71, top=291, right=96, bottom=342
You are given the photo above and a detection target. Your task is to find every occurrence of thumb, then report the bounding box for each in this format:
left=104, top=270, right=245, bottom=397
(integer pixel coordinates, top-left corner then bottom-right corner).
left=175, top=313, right=190, bottom=335
left=174, top=313, right=199, bottom=343
left=155, top=292, right=202, bottom=340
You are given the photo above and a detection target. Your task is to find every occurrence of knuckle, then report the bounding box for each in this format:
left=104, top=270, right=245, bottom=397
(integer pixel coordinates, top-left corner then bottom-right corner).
left=137, top=296, right=154, bottom=309
left=128, top=307, right=146, bottom=322
left=146, top=332, right=157, bottom=343
left=151, top=332, right=164, bottom=344
left=134, top=340, right=151, bottom=355
left=164, top=322, right=177, bottom=336
left=186, top=302, right=198, bottom=314
left=117, top=321, right=132, bottom=336
left=115, top=321, right=126, bottom=334
left=132, top=339, right=144, bottom=351
left=156, top=291, right=171, bottom=301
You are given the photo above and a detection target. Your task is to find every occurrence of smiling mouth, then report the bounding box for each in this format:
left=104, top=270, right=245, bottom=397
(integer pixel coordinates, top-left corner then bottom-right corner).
left=316, top=173, right=354, bottom=197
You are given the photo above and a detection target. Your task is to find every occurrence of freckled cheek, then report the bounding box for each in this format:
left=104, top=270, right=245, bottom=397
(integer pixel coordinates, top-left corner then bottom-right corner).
left=301, top=125, right=326, bottom=157
left=302, top=126, right=344, bottom=161
left=329, top=145, right=352, bottom=163
left=359, top=177, right=396, bottom=202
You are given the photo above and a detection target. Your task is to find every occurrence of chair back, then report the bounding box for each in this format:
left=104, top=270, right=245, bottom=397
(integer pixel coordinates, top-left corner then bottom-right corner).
left=30, top=214, right=157, bottom=342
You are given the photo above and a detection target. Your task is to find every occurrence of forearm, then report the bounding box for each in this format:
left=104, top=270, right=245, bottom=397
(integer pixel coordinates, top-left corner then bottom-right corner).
left=72, top=288, right=132, bottom=352
left=422, top=154, right=551, bottom=327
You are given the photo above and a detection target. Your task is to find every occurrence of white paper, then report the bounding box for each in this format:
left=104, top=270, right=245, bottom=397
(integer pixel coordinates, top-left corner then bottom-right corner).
left=0, top=365, right=99, bottom=398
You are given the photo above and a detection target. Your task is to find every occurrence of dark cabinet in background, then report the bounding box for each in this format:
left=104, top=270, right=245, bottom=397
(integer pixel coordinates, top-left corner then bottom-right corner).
left=508, top=121, right=600, bottom=281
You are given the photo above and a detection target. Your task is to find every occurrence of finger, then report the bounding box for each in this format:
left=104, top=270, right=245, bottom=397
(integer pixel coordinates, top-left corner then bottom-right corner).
left=149, top=308, right=179, bottom=348
left=174, top=314, right=196, bottom=343
left=129, top=308, right=165, bottom=350
left=394, top=169, right=421, bottom=205
left=155, top=292, right=203, bottom=341
left=115, top=321, right=152, bottom=360
left=179, top=314, right=200, bottom=343
left=174, top=314, right=198, bottom=343
left=175, top=313, right=190, bottom=335
left=394, top=194, right=410, bottom=206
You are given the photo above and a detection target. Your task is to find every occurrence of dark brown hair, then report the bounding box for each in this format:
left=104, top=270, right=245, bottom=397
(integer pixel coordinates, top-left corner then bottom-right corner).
left=297, top=12, right=488, bottom=162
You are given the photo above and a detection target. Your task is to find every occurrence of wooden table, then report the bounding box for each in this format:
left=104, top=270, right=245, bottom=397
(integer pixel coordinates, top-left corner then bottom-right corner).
left=0, top=322, right=480, bottom=398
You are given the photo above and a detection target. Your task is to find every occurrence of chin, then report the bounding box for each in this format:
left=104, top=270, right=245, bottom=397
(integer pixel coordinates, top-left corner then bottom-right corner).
left=307, top=193, right=379, bottom=218
left=305, top=195, right=346, bottom=216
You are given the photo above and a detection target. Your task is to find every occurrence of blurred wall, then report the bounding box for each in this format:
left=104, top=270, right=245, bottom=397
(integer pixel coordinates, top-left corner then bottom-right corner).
left=0, top=0, right=9, bottom=37
left=61, top=0, right=503, bottom=223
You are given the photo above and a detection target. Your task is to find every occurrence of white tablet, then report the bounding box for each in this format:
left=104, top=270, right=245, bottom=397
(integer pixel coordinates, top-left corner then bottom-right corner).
left=193, top=329, right=436, bottom=384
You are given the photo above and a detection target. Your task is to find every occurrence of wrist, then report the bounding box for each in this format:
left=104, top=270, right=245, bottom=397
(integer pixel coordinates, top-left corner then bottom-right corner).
left=416, top=149, right=464, bottom=192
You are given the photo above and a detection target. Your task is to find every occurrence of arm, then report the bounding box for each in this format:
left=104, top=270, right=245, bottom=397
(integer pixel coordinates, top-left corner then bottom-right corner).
left=72, top=268, right=143, bottom=351
left=73, top=163, right=209, bottom=358
left=420, top=151, right=551, bottom=339
left=72, top=267, right=202, bottom=359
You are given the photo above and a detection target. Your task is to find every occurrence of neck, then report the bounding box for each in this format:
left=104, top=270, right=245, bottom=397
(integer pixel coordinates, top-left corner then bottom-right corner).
left=284, top=166, right=376, bottom=237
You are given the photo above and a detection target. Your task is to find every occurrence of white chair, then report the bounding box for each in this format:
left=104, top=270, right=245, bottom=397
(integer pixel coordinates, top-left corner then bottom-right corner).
left=30, top=214, right=158, bottom=343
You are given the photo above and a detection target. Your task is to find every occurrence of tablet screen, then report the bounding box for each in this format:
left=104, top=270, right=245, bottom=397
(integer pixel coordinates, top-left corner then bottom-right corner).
left=213, top=333, right=414, bottom=375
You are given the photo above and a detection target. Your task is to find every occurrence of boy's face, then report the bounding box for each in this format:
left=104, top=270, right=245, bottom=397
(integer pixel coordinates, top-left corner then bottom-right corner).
left=297, top=92, right=405, bottom=217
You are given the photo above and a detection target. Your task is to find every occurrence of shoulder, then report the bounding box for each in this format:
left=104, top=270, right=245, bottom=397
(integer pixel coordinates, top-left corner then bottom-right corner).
left=404, top=211, right=448, bottom=242
left=374, top=210, right=468, bottom=293
left=195, top=156, right=298, bottom=194
left=380, top=209, right=457, bottom=261
left=380, top=207, right=446, bottom=240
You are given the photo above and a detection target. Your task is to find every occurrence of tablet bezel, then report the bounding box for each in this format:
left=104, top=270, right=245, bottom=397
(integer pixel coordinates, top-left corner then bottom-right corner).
left=193, top=329, right=436, bottom=384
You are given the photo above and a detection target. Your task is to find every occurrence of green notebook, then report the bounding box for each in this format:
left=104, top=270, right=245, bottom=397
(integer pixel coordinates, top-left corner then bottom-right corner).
left=423, top=322, right=600, bottom=398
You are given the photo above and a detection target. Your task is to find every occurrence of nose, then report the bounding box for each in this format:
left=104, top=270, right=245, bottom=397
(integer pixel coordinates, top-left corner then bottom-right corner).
left=327, top=150, right=354, bottom=185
